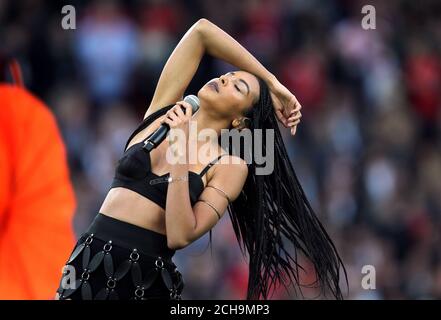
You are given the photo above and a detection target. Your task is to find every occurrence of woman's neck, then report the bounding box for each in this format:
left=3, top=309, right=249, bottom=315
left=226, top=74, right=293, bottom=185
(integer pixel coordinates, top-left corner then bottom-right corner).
left=189, top=108, right=230, bottom=143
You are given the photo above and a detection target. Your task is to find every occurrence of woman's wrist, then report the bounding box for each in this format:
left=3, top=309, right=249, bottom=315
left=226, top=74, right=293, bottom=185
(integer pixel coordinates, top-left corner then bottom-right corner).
left=167, top=174, right=188, bottom=184
left=265, top=73, right=278, bottom=90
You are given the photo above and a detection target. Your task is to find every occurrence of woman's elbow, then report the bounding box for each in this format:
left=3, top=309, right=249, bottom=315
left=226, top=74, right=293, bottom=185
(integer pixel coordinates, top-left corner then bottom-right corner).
left=196, top=18, right=211, bottom=28
left=194, top=18, right=211, bottom=35
left=167, top=238, right=190, bottom=250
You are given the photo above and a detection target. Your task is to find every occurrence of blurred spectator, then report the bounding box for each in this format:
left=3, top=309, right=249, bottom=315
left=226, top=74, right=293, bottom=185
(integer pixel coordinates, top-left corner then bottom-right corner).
left=74, top=0, right=139, bottom=109
left=0, top=83, right=76, bottom=299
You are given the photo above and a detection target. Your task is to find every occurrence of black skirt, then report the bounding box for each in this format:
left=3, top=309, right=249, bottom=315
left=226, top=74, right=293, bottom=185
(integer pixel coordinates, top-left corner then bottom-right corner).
left=56, top=213, right=184, bottom=300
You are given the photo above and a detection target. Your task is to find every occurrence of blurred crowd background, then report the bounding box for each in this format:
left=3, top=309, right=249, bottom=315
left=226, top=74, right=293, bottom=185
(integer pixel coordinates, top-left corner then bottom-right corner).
left=1, top=0, right=441, bottom=299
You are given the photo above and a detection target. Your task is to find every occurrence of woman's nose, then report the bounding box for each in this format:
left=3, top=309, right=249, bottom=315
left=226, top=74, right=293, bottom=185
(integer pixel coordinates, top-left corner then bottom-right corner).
left=220, top=75, right=228, bottom=86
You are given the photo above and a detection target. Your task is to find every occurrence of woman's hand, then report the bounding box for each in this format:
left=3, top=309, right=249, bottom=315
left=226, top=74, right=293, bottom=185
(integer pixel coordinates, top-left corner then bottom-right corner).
left=161, top=101, right=194, bottom=131
left=160, top=101, right=194, bottom=158
left=268, top=80, right=302, bottom=136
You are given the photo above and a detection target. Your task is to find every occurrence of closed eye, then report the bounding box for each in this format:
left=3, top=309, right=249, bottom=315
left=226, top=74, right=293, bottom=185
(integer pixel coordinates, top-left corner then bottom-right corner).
left=227, top=71, right=250, bottom=96
left=234, top=84, right=242, bottom=94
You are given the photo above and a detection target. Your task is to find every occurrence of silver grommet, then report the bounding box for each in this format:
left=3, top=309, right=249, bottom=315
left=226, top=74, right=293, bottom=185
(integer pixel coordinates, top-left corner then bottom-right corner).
left=81, top=270, right=90, bottom=281
left=85, top=234, right=94, bottom=245
left=103, top=241, right=113, bottom=252
left=155, top=258, right=164, bottom=268
left=135, top=287, right=144, bottom=298
left=130, top=249, right=139, bottom=261
left=107, top=278, right=116, bottom=289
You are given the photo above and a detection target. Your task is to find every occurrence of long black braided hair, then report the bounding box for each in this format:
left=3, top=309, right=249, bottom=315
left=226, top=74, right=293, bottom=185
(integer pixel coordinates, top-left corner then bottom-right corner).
left=200, top=76, right=348, bottom=300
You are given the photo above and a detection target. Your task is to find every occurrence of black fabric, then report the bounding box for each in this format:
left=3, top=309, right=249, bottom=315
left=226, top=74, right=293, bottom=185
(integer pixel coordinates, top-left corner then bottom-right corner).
left=110, top=105, right=228, bottom=209
left=123, top=105, right=174, bottom=152
left=56, top=213, right=184, bottom=300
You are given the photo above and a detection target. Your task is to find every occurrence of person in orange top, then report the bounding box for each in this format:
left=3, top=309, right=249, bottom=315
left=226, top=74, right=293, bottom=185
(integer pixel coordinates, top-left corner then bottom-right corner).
left=0, top=84, right=76, bottom=299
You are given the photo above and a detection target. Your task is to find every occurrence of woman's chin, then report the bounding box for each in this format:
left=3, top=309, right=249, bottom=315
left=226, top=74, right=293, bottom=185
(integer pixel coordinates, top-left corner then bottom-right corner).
left=197, top=88, right=216, bottom=105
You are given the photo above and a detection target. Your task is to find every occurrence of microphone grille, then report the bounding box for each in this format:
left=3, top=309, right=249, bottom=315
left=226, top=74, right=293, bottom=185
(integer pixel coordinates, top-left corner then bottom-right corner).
left=184, top=95, right=200, bottom=113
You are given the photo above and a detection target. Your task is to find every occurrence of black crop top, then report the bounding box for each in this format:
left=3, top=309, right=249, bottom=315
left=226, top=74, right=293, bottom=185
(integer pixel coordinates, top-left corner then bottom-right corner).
left=110, top=104, right=228, bottom=210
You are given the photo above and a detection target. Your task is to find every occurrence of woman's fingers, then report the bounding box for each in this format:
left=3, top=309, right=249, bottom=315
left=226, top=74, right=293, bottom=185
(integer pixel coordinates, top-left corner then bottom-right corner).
left=275, top=110, right=289, bottom=128
left=279, top=92, right=302, bottom=126
left=177, top=101, right=193, bottom=118
left=173, top=101, right=193, bottom=120
left=284, top=96, right=295, bottom=118
left=289, top=95, right=302, bottom=114
left=286, top=99, right=302, bottom=137
left=288, top=118, right=301, bottom=136
left=167, top=104, right=184, bottom=122
left=162, top=101, right=194, bottom=129
left=269, top=80, right=302, bottom=136
left=270, top=91, right=288, bottom=127
left=291, top=126, right=298, bottom=136
left=287, top=118, right=301, bottom=127
left=167, top=110, right=179, bottom=121
left=169, top=107, right=183, bottom=122
left=173, top=105, right=185, bottom=118
left=282, top=95, right=301, bottom=119
left=173, top=103, right=185, bottom=117
left=288, top=111, right=302, bottom=122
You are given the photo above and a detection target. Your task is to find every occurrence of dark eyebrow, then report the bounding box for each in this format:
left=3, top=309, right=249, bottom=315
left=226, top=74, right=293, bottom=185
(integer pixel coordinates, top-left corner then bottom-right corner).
left=228, top=72, right=250, bottom=96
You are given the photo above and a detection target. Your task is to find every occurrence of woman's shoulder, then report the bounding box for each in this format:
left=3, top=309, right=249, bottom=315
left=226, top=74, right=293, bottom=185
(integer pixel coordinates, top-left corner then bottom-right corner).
left=217, top=153, right=249, bottom=175
left=206, top=153, right=248, bottom=202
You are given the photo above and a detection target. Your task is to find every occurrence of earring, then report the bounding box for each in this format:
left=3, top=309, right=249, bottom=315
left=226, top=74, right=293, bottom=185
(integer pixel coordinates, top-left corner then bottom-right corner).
left=232, top=118, right=249, bottom=130
left=240, top=118, right=250, bottom=128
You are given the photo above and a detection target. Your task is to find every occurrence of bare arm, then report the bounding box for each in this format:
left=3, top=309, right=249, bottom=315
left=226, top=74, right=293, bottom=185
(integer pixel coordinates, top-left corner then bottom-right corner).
left=144, top=18, right=277, bottom=119
left=144, top=21, right=205, bottom=119
left=166, top=155, right=248, bottom=249
left=198, top=18, right=277, bottom=86
left=159, top=102, right=248, bottom=249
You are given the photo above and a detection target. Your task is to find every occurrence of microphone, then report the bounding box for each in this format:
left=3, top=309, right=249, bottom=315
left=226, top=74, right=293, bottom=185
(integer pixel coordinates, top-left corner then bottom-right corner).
left=142, top=95, right=200, bottom=152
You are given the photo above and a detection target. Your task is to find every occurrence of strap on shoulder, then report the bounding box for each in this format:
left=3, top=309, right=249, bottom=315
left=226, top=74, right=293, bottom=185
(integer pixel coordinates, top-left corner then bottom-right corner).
left=199, top=153, right=229, bottom=177
left=123, top=104, right=174, bottom=151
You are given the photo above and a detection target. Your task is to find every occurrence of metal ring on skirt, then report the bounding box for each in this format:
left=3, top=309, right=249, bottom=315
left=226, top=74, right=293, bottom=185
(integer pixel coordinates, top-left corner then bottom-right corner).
left=56, top=233, right=184, bottom=300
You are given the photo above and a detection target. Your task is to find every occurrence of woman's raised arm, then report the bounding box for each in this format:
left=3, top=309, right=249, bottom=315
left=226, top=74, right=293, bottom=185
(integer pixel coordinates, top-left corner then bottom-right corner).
left=145, top=18, right=277, bottom=119
left=144, top=19, right=206, bottom=119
